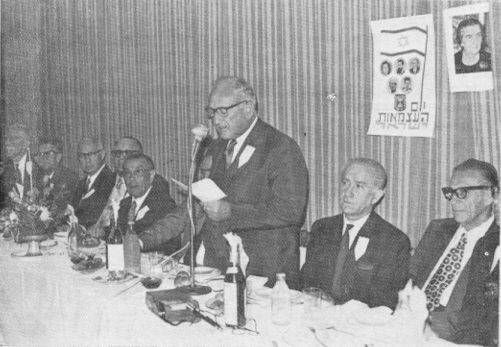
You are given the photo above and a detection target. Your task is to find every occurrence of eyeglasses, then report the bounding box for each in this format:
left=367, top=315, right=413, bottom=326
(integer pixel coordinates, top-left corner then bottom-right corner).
left=441, top=185, right=492, bottom=200
left=77, top=150, right=102, bottom=160
left=123, top=168, right=150, bottom=180
left=111, top=149, right=139, bottom=158
left=205, top=100, right=248, bottom=119
left=35, top=150, right=59, bottom=158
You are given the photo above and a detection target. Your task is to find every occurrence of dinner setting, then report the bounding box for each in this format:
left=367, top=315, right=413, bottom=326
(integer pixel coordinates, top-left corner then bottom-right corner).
left=0, top=0, right=499, bottom=346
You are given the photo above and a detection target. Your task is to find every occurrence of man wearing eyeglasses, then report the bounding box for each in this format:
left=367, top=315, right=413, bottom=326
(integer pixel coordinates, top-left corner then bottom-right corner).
left=34, top=137, right=78, bottom=224
left=72, top=137, right=115, bottom=228
left=116, top=154, right=179, bottom=254
left=194, top=76, right=309, bottom=287
left=410, top=158, right=499, bottom=342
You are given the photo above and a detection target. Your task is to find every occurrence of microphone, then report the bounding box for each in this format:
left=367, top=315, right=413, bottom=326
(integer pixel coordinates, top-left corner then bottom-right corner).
left=191, top=124, right=209, bottom=142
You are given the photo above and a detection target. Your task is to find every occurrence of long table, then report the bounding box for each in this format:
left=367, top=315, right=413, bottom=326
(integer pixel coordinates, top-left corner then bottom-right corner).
left=0, top=238, right=463, bottom=346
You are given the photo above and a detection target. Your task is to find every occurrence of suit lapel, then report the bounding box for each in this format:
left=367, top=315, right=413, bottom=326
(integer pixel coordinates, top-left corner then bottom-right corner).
left=226, top=119, right=264, bottom=179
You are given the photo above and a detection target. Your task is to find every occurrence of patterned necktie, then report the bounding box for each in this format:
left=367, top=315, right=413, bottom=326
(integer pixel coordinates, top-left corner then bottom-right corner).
left=225, top=139, right=237, bottom=168
left=332, top=224, right=354, bottom=298
left=424, top=232, right=467, bottom=311
left=128, top=200, right=137, bottom=223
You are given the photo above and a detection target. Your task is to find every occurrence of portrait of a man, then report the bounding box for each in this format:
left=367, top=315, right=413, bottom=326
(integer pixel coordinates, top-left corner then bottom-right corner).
left=395, top=59, right=405, bottom=75
left=409, top=58, right=420, bottom=74
left=381, top=61, right=392, bottom=76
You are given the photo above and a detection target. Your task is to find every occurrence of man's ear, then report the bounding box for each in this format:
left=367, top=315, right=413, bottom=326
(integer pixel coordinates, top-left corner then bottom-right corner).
left=372, top=189, right=385, bottom=205
left=56, top=153, right=63, bottom=163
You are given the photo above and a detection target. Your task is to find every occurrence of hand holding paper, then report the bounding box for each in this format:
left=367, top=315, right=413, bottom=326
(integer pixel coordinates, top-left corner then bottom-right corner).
left=171, top=177, right=226, bottom=203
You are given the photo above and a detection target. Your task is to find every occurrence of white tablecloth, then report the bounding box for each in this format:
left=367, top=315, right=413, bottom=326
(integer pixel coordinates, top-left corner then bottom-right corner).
left=0, top=238, right=463, bottom=347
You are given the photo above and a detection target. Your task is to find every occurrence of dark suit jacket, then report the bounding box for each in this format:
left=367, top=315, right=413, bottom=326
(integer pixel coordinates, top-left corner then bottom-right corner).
left=0, top=157, right=37, bottom=208
left=301, top=212, right=410, bottom=309
left=35, top=165, right=78, bottom=224
left=117, top=176, right=179, bottom=255
left=72, top=165, right=115, bottom=229
left=195, top=118, right=309, bottom=287
left=410, top=218, right=499, bottom=341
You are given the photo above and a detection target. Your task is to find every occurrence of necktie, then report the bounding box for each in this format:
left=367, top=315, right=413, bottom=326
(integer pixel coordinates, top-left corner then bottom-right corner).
left=128, top=200, right=137, bottom=223
left=43, top=175, right=52, bottom=188
left=225, top=139, right=237, bottom=168
left=332, top=224, right=354, bottom=298
left=424, top=232, right=467, bottom=311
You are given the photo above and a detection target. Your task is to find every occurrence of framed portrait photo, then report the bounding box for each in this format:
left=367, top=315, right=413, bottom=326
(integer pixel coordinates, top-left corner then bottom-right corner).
left=444, top=3, right=493, bottom=92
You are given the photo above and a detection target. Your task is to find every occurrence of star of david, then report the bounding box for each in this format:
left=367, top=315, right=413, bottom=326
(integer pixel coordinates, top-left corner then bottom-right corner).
left=397, top=36, right=409, bottom=47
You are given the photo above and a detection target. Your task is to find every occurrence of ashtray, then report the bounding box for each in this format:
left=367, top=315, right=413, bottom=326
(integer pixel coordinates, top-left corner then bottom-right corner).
left=141, top=276, right=162, bottom=289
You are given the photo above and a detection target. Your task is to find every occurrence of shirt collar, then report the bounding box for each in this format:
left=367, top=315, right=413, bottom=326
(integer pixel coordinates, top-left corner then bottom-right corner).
left=459, top=215, right=495, bottom=241
left=235, top=117, right=258, bottom=146
left=132, top=185, right=152, bottom=211
left=86, top=164, right=106, bottom=187
left=16, top=153, right=27, bottom=172
left=343, top=213, right=371, bottom=232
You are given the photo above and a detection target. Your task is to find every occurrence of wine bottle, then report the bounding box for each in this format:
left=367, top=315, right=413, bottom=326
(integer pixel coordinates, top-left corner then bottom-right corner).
left=106, top=212, right=124, bottom=271
left=223, top=260, right=246, bottom=327
left=124, top=221, right=141, bottom=273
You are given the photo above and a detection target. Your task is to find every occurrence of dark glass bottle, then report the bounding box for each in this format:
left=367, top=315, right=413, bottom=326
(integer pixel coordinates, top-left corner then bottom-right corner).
left=223, top=260, right=246, bottom=327
left=105, top=213, right=124, bottom=271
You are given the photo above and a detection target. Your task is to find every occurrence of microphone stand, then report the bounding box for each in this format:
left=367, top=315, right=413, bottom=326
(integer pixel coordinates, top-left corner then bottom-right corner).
left=184, top=137, right=211, bottom=295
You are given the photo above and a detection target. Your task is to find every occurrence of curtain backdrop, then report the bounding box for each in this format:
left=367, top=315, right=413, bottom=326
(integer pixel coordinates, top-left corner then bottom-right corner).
left=2, top=0, right=500, bottom=247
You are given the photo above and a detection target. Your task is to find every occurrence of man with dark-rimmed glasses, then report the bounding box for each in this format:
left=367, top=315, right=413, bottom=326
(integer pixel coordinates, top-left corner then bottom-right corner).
left=34, top=136, right=78, bottom=225
left=193, top=76, right=309, bottom=288
left=410, top=158, right=499, bottom=343
left=72, top=137, right=115, bottom=228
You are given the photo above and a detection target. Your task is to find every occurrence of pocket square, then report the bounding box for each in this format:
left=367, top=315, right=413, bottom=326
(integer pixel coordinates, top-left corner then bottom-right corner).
left=238, top=145, right=255, bottom=168
left=136, top=205, right=150, bottom=221
left=81, top=189, right=95, bottom=200
left=354, top=236, right=370, bottom=260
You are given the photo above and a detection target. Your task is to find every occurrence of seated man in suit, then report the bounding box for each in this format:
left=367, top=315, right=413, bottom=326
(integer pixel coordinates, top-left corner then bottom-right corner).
left=301, top=158, right=411, bottom=309
left=195, top=76, right=309, bottom=287
left=72, top=137, right=115, bottom=228
left=117, top=153, right=180, bottom=254
left=410, top=158, right=499, bottom=341
left=34, top=136, right=78, bottom=224
left=1, top=123, right=36, bottom=207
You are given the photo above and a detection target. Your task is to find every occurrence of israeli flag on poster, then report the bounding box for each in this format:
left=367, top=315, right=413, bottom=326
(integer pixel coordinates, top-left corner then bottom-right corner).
left=368, top=14, right=436, bottom=138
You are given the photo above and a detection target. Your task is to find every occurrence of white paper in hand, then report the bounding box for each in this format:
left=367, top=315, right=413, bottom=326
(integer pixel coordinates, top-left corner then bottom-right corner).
left=192, top=178, right=226, bottom=202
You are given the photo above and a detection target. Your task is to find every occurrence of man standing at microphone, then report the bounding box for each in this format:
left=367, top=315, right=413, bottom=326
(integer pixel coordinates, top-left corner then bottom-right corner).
left=195, top=76, right=309, bottom=287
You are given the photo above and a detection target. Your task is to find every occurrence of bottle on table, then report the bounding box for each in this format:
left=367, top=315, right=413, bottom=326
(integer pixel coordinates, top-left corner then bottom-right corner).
left=124, top=221, right=141, bottom=273
left=223, top=242, right=246, bottom=327
left=105, top=212, right=124, bottom=271
left=271, top=273, right=291, bottom=325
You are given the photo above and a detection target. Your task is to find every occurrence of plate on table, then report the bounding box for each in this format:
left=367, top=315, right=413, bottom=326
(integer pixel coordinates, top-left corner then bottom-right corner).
left=354, top=306, right=394, bottom=326
left=92, top=271, right=138, bottom=285
left=40, top=239, right=58, bottom=248
left=194, top=266, right=218, bottom=275
left=249, top=287, right=302, bottom=303
left=72, top=257, right=104, bottom=273
left=11, top=250, right=41, bottom=258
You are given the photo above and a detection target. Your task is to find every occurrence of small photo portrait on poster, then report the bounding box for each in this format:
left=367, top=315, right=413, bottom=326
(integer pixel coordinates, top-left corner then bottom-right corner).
left=401, top=76, right=412, bottom=94
left=444, top=3, right=493, bottom=92
left=395, top=59, right=406, bottom=75
left=388, top=78, right=398, bottom=94
left=381, top=61, right=392, bottom=76
left=409, top=58, right=420, bottom=74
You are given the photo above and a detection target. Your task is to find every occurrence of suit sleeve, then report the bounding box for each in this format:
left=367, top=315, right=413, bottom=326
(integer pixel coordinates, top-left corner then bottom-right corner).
left=300, top=220, right=323, bottom=289
left=228, top=141, right=308, bottom=231
left=369, top=234, right=411, bottom=309
left=139, top=207, right=187, bottom=252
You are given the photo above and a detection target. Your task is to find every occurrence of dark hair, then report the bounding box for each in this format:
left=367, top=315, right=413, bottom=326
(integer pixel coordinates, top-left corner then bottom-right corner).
left=38, top=136, right=63, bottom=153
left=404, top=77, right=411, bottom=83
left=456, top=17, right=487, bottom=51
left=212, top=76, right=259, bottom=113
left=124, top=153, right=155, bottom=171
left=453, top=158, right=499, bottom=192
left=343, top=158, right=388, bottom=190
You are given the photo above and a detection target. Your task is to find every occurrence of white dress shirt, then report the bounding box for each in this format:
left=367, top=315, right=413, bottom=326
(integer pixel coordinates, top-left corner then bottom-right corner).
left=343, top=213, right=371, bottom=248
left=423, top=215, right=494, bottom=306
left=228, top=117, right=258, bottom=163
left=131, top=186, right=152, bottom=217
left=86, top=164, right=106, bottom=190
left=14, top=154, right=28, bottom=198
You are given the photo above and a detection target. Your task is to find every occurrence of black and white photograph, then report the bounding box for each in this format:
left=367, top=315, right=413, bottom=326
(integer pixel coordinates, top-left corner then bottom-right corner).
left=0, top=1, right=499, bottom=346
